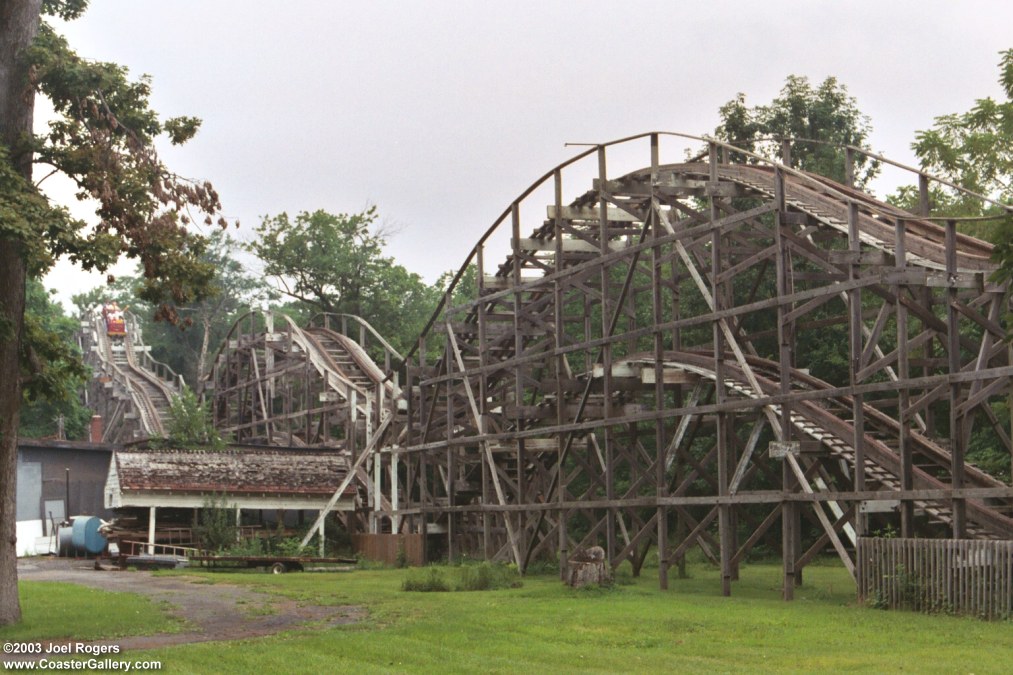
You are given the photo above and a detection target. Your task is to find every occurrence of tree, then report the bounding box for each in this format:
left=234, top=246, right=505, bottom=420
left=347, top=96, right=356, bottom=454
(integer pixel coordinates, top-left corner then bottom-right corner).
left=163, top=386, right=227, bottom=451
left=714, top=75, right=880, bottom=188
left=18, top=278, right=91, bottom=439
left=74, top=229, right=275, bottom=387
left=913, top=49, right=1013, bottom=204
left=908, top=48, right=1013, bottom=277
left=1, top=1, right=223, bottom=625
left=248, top=207, right=439, bottom=354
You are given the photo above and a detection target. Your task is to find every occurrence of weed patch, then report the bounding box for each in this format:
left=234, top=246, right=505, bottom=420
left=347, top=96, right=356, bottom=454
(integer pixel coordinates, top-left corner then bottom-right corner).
left=402, top=562, right=521, bottom=592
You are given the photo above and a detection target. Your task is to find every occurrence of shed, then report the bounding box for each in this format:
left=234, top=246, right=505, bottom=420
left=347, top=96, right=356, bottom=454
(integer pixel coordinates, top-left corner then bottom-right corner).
left=104, top=447, right=358, bottom=553
left=15, top=438, right=116, bottom=556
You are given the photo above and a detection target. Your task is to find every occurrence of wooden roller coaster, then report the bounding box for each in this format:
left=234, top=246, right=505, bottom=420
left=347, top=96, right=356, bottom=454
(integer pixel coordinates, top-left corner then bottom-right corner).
left=85, top=132, right=1013, bottom=600
left=82, top=309, right=183, bottom=442
left=388, top=132, right=1013, bottom=598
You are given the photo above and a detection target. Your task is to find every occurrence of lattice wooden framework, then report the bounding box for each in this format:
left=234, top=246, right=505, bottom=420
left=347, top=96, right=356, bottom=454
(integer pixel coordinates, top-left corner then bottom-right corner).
left=204, top=311, right=403, bottom=534
left=388, top=132, right=1013, bottom=598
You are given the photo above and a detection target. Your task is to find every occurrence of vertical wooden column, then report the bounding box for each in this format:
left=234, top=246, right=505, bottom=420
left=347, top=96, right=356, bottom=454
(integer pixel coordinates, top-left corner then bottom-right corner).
left=391, top=450, right=400, bottom=534
left=403, top=345, right=415, bottom=537
left=847, top=200, right=867, bottom=537
left=445, top=316, right=456, bottom=562
left=597, top=145, right=617, bottom=563
left=147, top=506, right=157, bottom=555
left=511, top=201, right=527, bottom=565
left=552, top=169, right=568, bottom=578
left=946, top=220, right=966, bottom=538
left=671, top=205, right=686, bottom=580
left=314, top=514, right=323, bottom=557
left=477, top=244, right=492, bottom=560
left=649, top=134, right=670, bottom=590
left=774, top=167, right=797, bottom=600
left=918, top=175, right=936, bottom=440
left=895, top=219, right=914, bottom=536
left=418, top=334, right=429, bottom=561
left=710, top=143, right=732, bottom=597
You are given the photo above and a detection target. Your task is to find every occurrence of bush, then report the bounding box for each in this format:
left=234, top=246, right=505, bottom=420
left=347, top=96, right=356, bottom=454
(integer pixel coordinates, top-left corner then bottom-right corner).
left=402, top=567, right=450, bottom=592
left=456, top=562, right=522, bottom=591
left=401, top=563, right=522, bottom=593
left=195, top=493, right=238, bottom=552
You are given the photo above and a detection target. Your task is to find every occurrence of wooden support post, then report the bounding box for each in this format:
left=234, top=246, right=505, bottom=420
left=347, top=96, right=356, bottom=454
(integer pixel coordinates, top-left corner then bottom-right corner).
left=391, top=450, right=400, bottom=534
left=774, top=167, right=797, bottom=600
left=650, top=133, right=670, bottom=590
left=918, top=173, right=930, bottom=217
left=848, top=201, right=867, bottom=537
left=896, top=218, right=914, bottom=536
left=476, top=244, right=492, bottom=560
left=373, top=450, right=382, bottom=535
left=946, top=220, right=967, bottom=538
left=553, top=167, right=569, bottom=579
left=148, top=506, right=156, bottom=555
left=511, top=201, right=527, bottom=569
left=445, top=321, right=456, bottom=563
left=598, top=144, right=617, bottom=564
left=318, top=513, right=325, bottom=557
left=710, top=142, right=732, bottom=597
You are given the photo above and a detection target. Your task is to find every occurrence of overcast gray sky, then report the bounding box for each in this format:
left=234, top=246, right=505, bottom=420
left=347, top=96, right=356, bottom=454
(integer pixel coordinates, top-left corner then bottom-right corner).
left=40, top=0, right=1013, bottom=309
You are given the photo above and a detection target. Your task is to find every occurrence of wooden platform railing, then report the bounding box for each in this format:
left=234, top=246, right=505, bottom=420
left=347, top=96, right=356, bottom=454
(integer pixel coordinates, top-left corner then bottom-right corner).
left=857, top=537, right=1013, bottom=619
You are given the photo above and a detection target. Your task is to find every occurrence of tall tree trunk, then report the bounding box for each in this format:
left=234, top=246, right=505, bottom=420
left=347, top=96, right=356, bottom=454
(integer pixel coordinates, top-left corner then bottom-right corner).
left=0, top=0, right=42, bottom=627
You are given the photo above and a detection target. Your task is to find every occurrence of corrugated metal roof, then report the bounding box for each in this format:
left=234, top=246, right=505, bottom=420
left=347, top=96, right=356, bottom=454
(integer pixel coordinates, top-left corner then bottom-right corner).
left=113, top=448, right=356, bottom=497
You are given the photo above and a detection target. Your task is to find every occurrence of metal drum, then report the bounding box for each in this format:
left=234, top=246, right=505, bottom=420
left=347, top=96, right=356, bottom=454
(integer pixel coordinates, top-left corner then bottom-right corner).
left=70, top=516, right=107, bottom=554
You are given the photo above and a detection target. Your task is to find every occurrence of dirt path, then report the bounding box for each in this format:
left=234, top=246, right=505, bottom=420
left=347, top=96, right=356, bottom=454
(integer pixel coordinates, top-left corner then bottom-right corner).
left=16, top=557, right=365, bottom=650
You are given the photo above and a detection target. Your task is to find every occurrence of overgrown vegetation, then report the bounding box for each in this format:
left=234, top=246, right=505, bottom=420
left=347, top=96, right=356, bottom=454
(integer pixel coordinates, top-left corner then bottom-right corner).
left=194, top=494, right=238, bottom=552
left=401, top=562, right=522, bottom=592
left=161, top=386, right=227, bottom=451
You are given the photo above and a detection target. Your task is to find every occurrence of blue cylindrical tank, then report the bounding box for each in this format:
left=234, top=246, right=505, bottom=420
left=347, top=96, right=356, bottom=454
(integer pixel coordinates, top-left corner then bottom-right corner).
left=70, top=516, right=107, bottom=554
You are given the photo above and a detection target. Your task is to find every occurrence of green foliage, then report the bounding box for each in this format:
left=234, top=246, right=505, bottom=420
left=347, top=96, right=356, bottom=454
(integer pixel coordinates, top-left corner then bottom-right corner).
left=913, top=49, right=1013, bottom=205
left=75, top=229, right=275, bottom=386
left=401, top=562, right=521, bottom=592
left=967, top=402, right=1012, bottom=482
left=901, top=49, right=1013, bottom=248
left=401, top=566, right=450, bottom=592
left=9, top=20, right=225, bottom=320
left=0, top=581, right=182, bottom=641
left=194, top=494, right=238, bottom=552
left=455, top=562, right=522, bottom=591
left=18, top=279, right=91, bottom=439
left=164, top=386, right=227, bottom=450
left=714, top=75, right=879, bottom=188
left=248, top=208, right=439, bottom=354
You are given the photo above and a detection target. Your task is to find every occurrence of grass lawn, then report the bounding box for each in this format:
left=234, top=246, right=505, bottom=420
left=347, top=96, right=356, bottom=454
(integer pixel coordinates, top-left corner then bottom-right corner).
left=0, top=581, right=184, bottom=642
left=5, top=560, right=1013, bottom=673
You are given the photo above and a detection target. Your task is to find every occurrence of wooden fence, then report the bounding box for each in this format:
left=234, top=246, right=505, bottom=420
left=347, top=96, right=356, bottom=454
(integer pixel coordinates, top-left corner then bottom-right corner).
left=351, top=533, right=424, bottom=566
left=856, top=537, right=1013, bottom=619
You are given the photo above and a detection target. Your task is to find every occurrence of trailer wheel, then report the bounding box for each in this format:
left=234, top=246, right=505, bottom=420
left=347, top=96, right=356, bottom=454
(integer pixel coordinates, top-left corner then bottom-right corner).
left=270, top=562, right=287, bottom=574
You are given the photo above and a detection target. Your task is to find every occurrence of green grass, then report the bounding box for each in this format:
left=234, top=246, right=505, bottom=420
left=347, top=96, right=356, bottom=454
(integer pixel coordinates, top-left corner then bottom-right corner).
left=6, top=562, right=1013, bottom=673
left=0, top=581, right=185, bottom=641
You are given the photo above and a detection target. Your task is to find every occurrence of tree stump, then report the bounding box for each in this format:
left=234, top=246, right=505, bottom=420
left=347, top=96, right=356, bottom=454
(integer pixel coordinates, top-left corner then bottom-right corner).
left=566, top=546, right=612, bottom=588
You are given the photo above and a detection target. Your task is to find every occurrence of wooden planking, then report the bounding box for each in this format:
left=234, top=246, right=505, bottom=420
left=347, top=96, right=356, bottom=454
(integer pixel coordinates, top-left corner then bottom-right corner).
left=351, top=533, right=425, bottom=566
left=857, top=537, right=1013, bottom=619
